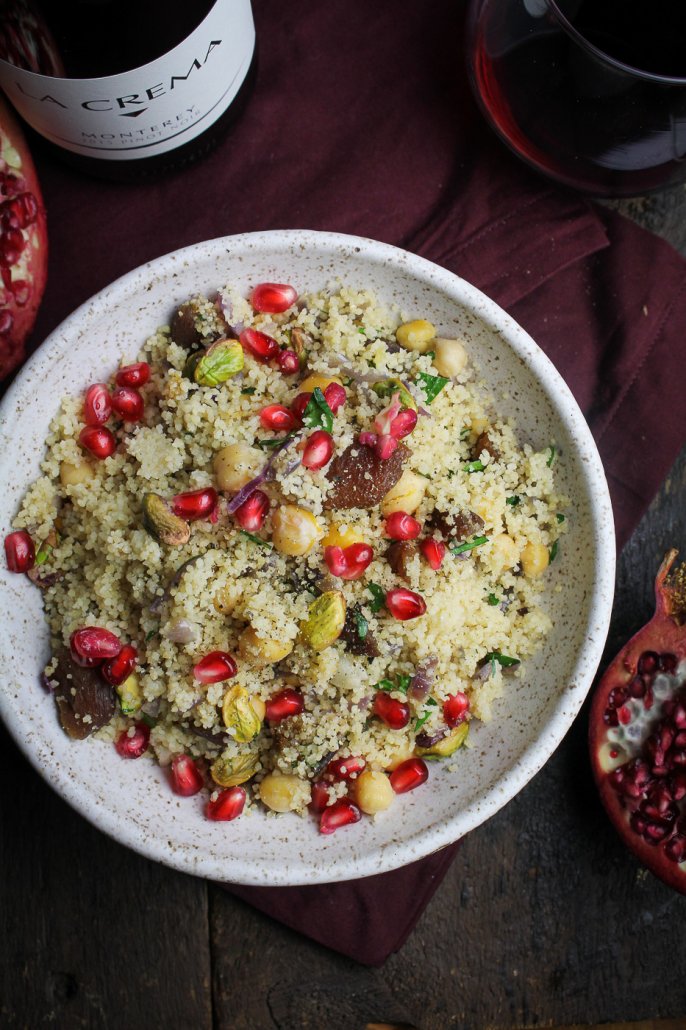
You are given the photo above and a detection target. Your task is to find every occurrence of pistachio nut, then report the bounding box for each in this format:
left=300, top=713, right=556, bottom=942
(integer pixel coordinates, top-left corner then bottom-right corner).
left=210, top=750, right=259, bottom=787
left=222, top=684, right=262, bottom=743
left=300, top=590, right=346, bottom=651
left=192, top=338, right=244, bottom=387
left=116, top=672, right=143, bottom=715
left=371, top=378, right=417, bottom=411
left=416, top=721, right=469, bottom=759
left=142, top=493, right=191, bottom=547
left=290, top=326, right=310, bottom=370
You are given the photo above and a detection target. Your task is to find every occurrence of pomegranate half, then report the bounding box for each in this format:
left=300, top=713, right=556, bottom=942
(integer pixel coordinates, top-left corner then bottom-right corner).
left=589, top=549, right=686, bottom=893
left=0, top=94, right=48, bottom=381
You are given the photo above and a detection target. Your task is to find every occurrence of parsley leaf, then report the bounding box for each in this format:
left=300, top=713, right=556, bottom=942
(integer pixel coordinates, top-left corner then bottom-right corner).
left=549, top=539, right=559, bottom=563
left=375, top=678, right=397, bottom=693
left=506, top=495, right=520, bottom=506
left=464, top=460, right=485, bottom=474
left=487, top=593, right=500, bottom=606
left=451, top=534, right=489, bottom=556
left=239, top=530, right=273, bottom=549
left=302, top=386, right=334, bottom=432
left=459, top=427, right=470, bottom=441
left=241, top=386, right=256, bottom=395
left=355, top=610, right=369, bottom=641
left=482, top=650, right=521, bottom=675
left=255, top=436, right=291, bottom=450
left=546, top=445, right=557, bottom=467
left=367, top=582, right=386, bottom=612
left=556, top=513, right=565, bottom=524
left=416, top=371, right=450, bottom=404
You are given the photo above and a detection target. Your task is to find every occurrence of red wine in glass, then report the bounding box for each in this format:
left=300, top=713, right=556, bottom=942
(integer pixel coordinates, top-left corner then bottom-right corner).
left=467, top=0, right=686, bottom=196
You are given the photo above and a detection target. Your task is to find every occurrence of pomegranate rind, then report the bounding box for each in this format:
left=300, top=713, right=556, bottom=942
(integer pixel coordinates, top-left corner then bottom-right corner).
left=589, top=549, right=686, bottom=895
left=0, top=94, right=48, bottom=381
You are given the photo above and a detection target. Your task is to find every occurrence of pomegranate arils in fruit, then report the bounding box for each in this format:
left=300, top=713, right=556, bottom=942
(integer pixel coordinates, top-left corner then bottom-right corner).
left=170, top=754, right=204, bottom=796
left=115, top=722, right=150, bottom=759
left=277, top=349, right=299, bottom=375
left=323, top=382, right=347, bottom=413
left=325, top=755, right=366, bottom=781
left=250, top=282, right=298, bottom=314
left=4, top=529, right=34, bottom=572
left=240, top=327, right=279, bottom=363
left=70, top=626, right=122, bottom=662
left=206, top=786, right=246, bottom=822
left=260, top=404, right=298, bottom=433
left=301, top=429, right=334, bottom=470
left=590, top=549, right=686, bottom=895
left=385, top=511, right=421, bottom=541
left=323, top=542, right=373, bottom=581
left=265, top=687, right=304, bottom=723
left=193, top=651, right=238, bottom=684
left=111, top=385, right=144, bottom=422
left=319, top=798, right=361, bottom=834
left=115, top=361, right=150, bottom=388
left=420, top=537, right=446, bottom=570
left=444, top=692, right=470, bottom=727
left=390, top=757, right=429, bottom=794
left=171, top=487, right=218, bottom=521
left=385, top=588, right=427, bottom=621
left=79, top=425, right=116, bottom=460
left=83, top=383, right=111, bottom=426
left=233, top=489, right=270, bottom=532
left=101, top=644, right=138, bottom=686
left=373, top=691, right=410, bottom=729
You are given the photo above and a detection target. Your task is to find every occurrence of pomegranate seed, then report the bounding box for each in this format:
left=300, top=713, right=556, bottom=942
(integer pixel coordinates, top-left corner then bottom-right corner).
left=206, top=786, right=246, bottom=821
left=617, top=704, right=632, bottom=725
left=319, top=797, right=361, bottom=834
left=290, top=392, right=312, bottom=422
left=265, top=687, right=304, bottom=723
left=111, top=385, right=144, bottom=422
left=233, top=489, right=270, bottom=532
left=10, top=279, right=30, bottom=306
left=115, top=722, right=150, bottom=759
left=0, top=310, right=13, bottom=335
left=4, top=529, right=35, bottom=572
left=7, top=192, right=37, bottom=228
left=240, top=327, right=279, bottom=363
left=301, top=430, right=334, bottom=470
left=79, top=425, right=116, bottom=459
left=102, top=644, right=138, bottom=686
left=638, top=651, right=658, bottom=674
left=659, top=652, right=678, bottom=673
left=665, top=834, right=686, bottom=864
left=325, top=755, right=367, bottom=781
left=193, top=651, right=238, bottom=684
left=376, top=435, right=398, bottom=460
left=385, top=588, right=427, bottom=621
left=607, top=686, right=628, bottom=709
left=385, top=511, right=421, bottom=541
left=70, top=627, right=122, bottom=662
left=420, top=537, right=446, bottom=570
left=83, top=383, right=111, bottom=426
left=323, top=382, right=347, bottom=413
left=170, top=754, right=204, bottom=796
left=628, top=676, right=646, bottom=698
left=444, top=692, right=470, bottom=727
left=323, top=543, right=373, bottom=581
left=260, top=403, right=298, bottom=432
left=390, top=409, right=418, bottom=439
left=390, top=757, right=429, bottom=794
left=310, top=781, right=332, bottom=813
left=373, top=691, right=410, bottom=729
left=115, top=362, right=150, bottom=388
left=0, top=227, right=24, bottom=264
left=277, top=349, right=300, bottom=375
left=171, top=487, right=218, bottom=521
left=250, top=282, right=298, bottom=314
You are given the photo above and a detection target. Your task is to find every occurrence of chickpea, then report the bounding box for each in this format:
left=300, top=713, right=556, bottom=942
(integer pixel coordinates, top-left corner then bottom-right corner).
left=381, top=470, right=427, bottom=516
left=520, top=541, right=550, bottom=579
left=259, top=773, right=310, bottom=813
left=354, top=769, right=394, bottom=815
left=299, top=373, right=342, bottom=394
left=470, top=416, right=489, bottom=436
left=60, top=458, right=95, bottom=487
left=383, top=744, right=416, bottom=771
left=213, top=580, right=243, bottom=615
left=272, top=504, right=322, bottom=556
left=238, top=626, right=293, bottom=667
left=433, top=337, right=468, bottom=378
left=322, top=522, right=365, bottom=548
left=395, top=319, right=436, bottom=353
left=213, top=442, right=263, bottom=493
left=490, top=533, right=520, bottom=571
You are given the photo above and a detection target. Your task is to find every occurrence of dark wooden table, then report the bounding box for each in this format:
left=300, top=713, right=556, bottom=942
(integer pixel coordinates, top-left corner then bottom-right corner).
left=2, top=189, right=686, bottom=1030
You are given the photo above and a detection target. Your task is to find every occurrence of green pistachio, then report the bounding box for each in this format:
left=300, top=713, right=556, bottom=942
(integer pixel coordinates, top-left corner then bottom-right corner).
left=222, top=685, right=262, bottom=743
left=300, top=590, right=346, bottom=651
left=210, top=750, right=259, bottom=787
left=142, top=493, right=191, bottom=547
left=192, top=338, right=244, bottom=387
left=371, top=378, right=417, bottom=410
left=416, top=721, right=469, bottom=758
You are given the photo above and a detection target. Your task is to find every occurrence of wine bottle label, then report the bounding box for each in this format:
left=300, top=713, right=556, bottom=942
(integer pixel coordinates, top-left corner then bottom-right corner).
left=0, top=0, right=255, bottom=161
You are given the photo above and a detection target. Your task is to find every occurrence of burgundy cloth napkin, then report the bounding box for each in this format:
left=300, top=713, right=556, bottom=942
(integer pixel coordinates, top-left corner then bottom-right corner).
left=7, top=0, right=686, bottom=967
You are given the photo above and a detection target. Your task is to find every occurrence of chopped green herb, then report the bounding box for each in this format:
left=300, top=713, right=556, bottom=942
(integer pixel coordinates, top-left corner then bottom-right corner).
left=549, top=539, right=559, bottom=563
left=35, top=543, right=52, bottom=566
left=140, top=712, right=157, bottom=728
left=239, top=530, right=273, bottom=549
left=464, top=460, right=485, bottom=474
left=396, top=674, right=412, bottom=693
left=426, top=350, right=436, bottom=360
left=255, top=436, right=291, bottom=450
left=482, top=650, right=521, bottom=675
left=506, top=495, right=520, bottom=506
left=145, top=629, right=158, bottom=642
left=416, top=470, right=432, bottom=480
left=376, top=678, right=397, bottom=693
left=355, top=610, right=369, bottom=641
left=302, top=386, right=334, bottom=433
left=414, top=710, right=431, bottom=732
left=546, top=445, right=557, bottom=467
left=416, top=370, right=450, bottom=404
left=459, top=427, right=470, bottom=441
left=375, top=673, right=411, bottom=695
left=556, top=513, right=565, bottom=524
left=357, top=327, right=366, bottom=335
left=487, top=593, right=500, bottom=606
left=367, top=582, right=386, bottom=612
left=240, top=386, right=256, bottom=395
left=451, top=534, right=489, bottom=556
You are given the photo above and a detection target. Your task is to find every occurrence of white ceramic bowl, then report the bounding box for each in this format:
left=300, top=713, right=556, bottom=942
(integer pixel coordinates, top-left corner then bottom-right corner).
left=0, top=230, right=615, bottom=884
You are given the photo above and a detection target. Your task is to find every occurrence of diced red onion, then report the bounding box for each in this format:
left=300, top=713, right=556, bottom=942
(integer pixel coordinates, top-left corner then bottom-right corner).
left=225, top=434, right=300, bottom=514
left=409, top=655, right=438, bottom=700
left=164, top=618, right=199, bottom=644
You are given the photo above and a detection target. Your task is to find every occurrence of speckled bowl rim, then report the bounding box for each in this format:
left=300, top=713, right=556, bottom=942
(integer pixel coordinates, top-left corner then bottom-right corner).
left=0, top=230, right=615, bottom=884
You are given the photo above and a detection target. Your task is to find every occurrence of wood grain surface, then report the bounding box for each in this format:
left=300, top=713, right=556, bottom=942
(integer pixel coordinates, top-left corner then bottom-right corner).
left=2, top=188, right=686, bottom=1030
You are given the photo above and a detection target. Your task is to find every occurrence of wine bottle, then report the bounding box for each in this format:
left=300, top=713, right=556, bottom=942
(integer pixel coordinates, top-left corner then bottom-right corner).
left=0, top=0, right=256, bottom=180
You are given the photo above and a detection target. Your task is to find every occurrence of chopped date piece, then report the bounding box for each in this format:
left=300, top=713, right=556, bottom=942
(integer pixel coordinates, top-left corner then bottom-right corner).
left=323, top=441, right=409, bottom=510
left=51, top=647, right=116, bottom=740
left=428, top=507, right=485, bottom=543
left=385, top=539, right=418, bottom=581
left=472, top=431, right=501, bottom=462
left=341, top=602, right=380, bottom=657
left=169, top=301, right=210, bottom=350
